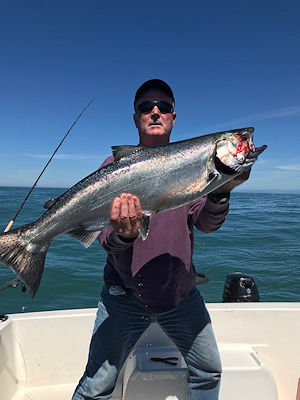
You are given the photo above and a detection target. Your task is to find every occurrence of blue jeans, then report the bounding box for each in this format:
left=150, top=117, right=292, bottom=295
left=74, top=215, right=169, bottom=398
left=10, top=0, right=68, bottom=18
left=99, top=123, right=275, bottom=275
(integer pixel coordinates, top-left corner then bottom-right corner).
left=72, top=286, right=222, bottom=400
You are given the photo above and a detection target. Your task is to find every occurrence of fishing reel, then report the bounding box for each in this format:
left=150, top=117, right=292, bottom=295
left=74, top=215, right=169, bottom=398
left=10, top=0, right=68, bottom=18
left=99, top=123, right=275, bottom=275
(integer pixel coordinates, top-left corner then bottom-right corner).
left=0, top=278, right=26, bottom=293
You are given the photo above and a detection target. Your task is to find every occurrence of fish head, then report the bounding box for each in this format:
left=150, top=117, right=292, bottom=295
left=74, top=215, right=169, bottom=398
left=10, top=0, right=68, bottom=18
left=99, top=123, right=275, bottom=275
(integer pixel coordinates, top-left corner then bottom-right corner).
left=214, top=128, right=267, bottom=174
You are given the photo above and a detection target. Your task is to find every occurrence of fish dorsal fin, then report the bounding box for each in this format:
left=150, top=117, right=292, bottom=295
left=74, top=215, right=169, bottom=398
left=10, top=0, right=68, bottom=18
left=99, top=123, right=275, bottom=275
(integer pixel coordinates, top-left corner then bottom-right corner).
left=111, top=145, right=142, bottom=162
left=43, top=198, right=58, bottom=209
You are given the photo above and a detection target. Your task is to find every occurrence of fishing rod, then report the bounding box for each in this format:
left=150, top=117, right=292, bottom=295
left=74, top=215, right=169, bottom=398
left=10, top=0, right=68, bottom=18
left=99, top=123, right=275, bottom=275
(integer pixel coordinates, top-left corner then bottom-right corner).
left=3, top=98, right=95, bottom=233
left=0, top=99, right=95, bottom=296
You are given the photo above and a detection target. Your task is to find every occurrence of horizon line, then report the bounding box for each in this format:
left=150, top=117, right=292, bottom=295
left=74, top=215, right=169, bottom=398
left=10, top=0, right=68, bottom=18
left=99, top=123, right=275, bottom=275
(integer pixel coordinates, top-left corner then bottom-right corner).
left=0, top=185, right=299, bottom=195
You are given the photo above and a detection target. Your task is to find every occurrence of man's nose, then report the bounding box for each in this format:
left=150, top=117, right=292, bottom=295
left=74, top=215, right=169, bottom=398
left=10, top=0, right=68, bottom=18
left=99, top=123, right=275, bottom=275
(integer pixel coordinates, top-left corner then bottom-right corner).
left=150, top=105, right=161, bottom=120
left=150, top=105, right=161, bottom=115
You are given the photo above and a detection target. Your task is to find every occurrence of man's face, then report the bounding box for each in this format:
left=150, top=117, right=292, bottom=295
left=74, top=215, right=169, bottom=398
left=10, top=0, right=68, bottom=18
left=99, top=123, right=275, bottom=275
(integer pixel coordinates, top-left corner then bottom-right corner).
left=134, top=88, right=176, bottom=146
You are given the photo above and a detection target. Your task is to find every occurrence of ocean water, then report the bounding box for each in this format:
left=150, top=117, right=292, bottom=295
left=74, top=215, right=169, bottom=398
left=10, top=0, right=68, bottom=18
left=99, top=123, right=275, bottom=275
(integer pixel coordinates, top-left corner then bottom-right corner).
left=0, top=187, right=299, bottom=315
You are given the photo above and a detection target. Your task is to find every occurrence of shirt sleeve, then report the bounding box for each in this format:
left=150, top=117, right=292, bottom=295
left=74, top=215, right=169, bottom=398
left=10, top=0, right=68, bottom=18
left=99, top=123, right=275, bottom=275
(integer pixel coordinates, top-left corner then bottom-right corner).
left=99, top=155, right=114, bottom=168
left=99, top=226, right=135, bottom=254
left=188, top=196, right=229, bottom=233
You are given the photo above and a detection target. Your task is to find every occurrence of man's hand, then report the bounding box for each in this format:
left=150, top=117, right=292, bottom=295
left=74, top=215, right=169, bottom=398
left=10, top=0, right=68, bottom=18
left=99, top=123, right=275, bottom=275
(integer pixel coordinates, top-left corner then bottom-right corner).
left=212, top=170, right=251, bottom=194
left=110, top=193, right=143, bottom=240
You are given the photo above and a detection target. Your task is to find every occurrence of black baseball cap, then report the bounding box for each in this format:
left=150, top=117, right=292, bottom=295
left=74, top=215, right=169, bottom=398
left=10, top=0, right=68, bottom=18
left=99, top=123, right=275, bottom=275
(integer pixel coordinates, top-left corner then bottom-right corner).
left=134, top=79, right=175, bottom=108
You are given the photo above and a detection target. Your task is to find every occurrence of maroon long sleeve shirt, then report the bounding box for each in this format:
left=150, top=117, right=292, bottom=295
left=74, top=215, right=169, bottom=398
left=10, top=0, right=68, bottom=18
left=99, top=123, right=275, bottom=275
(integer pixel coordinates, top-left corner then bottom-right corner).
left=99, top=156, right=229, bottom=312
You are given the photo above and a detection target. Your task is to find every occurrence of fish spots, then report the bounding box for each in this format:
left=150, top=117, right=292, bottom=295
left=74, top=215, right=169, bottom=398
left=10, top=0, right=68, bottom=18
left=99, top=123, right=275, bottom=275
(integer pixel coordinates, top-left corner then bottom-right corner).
left=142, top=156, right=169, bottom=173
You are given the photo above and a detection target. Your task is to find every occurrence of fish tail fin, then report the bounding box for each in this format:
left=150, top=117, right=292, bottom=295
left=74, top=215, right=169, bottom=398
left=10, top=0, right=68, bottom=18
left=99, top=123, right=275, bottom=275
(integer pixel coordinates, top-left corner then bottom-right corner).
left=0, top=224, right=50, bottom=298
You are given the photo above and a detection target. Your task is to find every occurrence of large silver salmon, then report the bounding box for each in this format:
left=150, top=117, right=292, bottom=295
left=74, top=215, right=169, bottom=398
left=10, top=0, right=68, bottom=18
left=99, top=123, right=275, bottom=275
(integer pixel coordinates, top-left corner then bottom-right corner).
left=0, top=127, right=266, bottom=297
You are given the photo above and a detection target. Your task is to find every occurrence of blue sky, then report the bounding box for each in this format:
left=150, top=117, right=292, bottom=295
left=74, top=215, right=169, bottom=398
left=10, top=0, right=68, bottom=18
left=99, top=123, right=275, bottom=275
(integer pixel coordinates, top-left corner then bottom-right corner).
left=0, top=0, right=299, bottom=192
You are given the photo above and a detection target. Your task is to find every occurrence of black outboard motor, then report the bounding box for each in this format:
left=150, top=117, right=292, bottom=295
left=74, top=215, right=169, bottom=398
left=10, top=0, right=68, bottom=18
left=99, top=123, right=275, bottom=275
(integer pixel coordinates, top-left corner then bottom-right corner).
left=223, top=272, right=260, bottom=302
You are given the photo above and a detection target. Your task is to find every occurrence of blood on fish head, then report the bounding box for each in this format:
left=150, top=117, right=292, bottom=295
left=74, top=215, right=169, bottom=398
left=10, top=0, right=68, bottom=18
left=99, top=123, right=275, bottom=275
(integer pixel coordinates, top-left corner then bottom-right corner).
left=231, top=132, right=255, bottom=162
left=216, top=131, right=256, bottom=167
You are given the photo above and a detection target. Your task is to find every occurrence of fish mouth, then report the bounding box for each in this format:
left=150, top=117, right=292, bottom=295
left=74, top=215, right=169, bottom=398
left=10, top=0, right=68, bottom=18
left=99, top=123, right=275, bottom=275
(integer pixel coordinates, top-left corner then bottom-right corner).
left=214, top=144, right=267, bottom=175
left=246, top=144, right=267, bottom=159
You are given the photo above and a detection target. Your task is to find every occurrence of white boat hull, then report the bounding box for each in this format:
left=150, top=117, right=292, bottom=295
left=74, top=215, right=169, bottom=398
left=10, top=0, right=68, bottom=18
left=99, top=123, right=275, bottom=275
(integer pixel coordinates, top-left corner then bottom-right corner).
left=0, top=303, right=299, bottom=400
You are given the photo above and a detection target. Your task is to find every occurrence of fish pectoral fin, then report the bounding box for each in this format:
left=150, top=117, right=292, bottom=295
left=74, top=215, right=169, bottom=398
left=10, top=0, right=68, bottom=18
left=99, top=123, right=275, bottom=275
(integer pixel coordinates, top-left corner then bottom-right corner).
left=65, top=228, right=101, bottom=248
left=138, top=213, right=151, bottom=241
left=195, top=171, right=218, bottom=193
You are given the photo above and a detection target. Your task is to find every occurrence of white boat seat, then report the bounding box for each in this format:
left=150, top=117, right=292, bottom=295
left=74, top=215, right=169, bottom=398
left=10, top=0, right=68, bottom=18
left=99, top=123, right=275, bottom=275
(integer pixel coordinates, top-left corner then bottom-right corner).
left=123, top=346, right=188, bottom=400
left=219, top=344, right=278, bottom=400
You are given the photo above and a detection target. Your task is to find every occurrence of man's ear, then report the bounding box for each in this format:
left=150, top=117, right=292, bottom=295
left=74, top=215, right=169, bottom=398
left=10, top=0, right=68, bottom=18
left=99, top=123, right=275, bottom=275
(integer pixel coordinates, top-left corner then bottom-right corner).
left=133, top=113, right=138, bottom=128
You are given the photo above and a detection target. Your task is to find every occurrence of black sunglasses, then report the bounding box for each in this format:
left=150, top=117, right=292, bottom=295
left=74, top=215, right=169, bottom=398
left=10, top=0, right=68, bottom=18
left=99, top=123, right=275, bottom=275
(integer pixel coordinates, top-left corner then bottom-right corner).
left=136, top=101, right=174, bottom=114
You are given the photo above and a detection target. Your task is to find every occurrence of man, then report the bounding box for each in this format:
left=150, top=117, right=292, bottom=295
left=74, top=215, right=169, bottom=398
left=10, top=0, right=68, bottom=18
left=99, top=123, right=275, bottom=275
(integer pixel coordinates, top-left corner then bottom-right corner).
left=73, top=79, right=249, bottom=400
